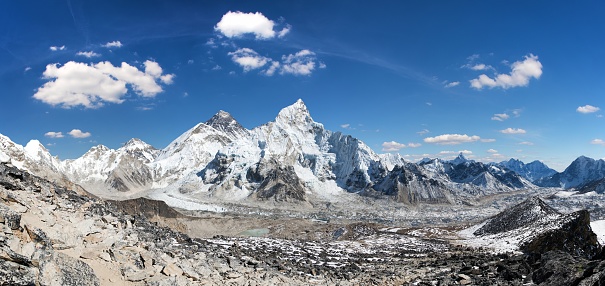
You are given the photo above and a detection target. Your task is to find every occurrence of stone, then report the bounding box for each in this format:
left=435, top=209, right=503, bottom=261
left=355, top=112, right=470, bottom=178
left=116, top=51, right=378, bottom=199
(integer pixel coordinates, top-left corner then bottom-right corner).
left=162, top=263, right=183, bottom=277
left=99, top=252, right=112, bottom=262
left=38, top=251, right=100, bottom=286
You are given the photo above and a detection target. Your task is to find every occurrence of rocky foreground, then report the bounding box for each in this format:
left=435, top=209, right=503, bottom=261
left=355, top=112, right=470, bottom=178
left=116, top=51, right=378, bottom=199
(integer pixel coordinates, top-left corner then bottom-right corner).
left=2, top=162, right=605, bottom=285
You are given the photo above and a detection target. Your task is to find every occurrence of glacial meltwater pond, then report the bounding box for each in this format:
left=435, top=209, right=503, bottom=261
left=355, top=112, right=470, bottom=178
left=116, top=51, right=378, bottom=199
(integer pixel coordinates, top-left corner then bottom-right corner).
left=238, top=228, right=270, bottom=237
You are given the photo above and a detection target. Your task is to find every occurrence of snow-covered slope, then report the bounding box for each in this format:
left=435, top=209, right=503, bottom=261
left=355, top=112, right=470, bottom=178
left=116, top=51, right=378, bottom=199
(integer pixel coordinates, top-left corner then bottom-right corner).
left=537, top=156, right=605, bottom=188
left=495, top=158, right=557, bottom=183
left=60, top=138, right=158, bottom=193
left=0, top=100, right=538, bottom=208
left=0, top=134, right=64, bottom=182
left=460, top=197, right=600, bottom=257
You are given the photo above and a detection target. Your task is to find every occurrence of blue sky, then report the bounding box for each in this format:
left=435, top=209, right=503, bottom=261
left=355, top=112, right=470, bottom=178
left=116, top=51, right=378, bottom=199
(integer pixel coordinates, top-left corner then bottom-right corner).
left=1, top=1, right=604, bottom=170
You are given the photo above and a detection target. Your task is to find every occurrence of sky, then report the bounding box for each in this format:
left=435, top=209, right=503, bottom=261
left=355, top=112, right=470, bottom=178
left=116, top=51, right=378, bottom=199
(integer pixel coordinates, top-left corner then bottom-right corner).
left=1, top=1, right=604, bottom=171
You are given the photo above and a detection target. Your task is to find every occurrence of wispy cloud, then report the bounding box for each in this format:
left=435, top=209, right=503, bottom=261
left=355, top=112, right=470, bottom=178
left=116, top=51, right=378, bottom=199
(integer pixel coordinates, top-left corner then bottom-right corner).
left=491, top=113, right=510, bottom=121
left=591, top=139, right=605, bottom=146
left=444, top=81, right=460, bottom=88
left=49, top=45, right=66, bottom=51
left=76, top=51, right=101, bottom=58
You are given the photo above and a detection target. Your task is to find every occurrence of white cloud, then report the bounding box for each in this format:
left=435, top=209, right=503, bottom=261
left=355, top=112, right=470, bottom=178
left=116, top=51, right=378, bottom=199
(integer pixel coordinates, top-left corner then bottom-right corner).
left=160, top=74, right=174, bottom=84
left=215, top=11, right=278, bottom=39
left=512, top=109, right=522, bottom=117
left=417, top=129, right=430, bottom=135
left=470, top=63, right=491, bottom=71
left=500, top=128, right=526, bottom=134
left=591, top=139, right=605, bottom=146
left=340, top=124, right=351, bottom=129
left=519, top=141, right=534, bottom=145
left=424, top=134, right=481, bottom=145
left=76, top=51, right=101, bottom=58
left=277, top=24, right=291, bottom=38
left=470, top=54, right=542, bottom=90
left=212, top=65, right=222, bottom=71
left=319, top=62, right=327, bottom=69
left=188, top=59, right=195, bottom=64
left=33, top=61, right=174, bottom=108
left=382, top=141, right=406, bottom=152
left=481, top=138, right=496, bottom=143
left=44, top=131, right=64, bottom=138
left=280, top=49, right=316, bottom=76
left=439, top=150, right=472, bottom=155
left=24, top=67, right=31, bottom=72
left=407, top=142, right=422, bottom=148
left=491, top=113, right=510, bottom=121
left=144, top=60, right=163, bottom=77
left=444, top=81, right=460, bottom=88
left=228, top=48, right=270, bottom=71
left=577, top=105, right=600, bottom=114
left=264, top=61, right=280, bottom=76
left=50, top=45, right=66, bottom=51
left=69, top=129, right=91, bottom=138
left=487, top=149, right=498, bottom=153
left=101, top=41, right=122, bottom=48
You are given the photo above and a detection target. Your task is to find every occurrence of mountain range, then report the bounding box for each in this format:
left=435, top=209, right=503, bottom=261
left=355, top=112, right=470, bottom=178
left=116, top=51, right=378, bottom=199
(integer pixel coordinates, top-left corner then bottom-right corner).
left=1, top=100, right=603, bottom=209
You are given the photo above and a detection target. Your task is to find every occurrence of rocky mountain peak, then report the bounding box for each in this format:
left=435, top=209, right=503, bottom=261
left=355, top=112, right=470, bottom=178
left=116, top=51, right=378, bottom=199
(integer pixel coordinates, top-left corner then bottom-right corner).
left=474, top=196, right=560, bottom=236
left=204, top=110, right=248, bottom=137
left=451, top=153, right=469, bottom=165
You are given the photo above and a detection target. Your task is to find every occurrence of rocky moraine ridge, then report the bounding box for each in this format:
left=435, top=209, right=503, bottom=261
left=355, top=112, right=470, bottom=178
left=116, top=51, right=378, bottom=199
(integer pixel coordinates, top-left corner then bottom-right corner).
left=3, top=161, right=605, bottom=285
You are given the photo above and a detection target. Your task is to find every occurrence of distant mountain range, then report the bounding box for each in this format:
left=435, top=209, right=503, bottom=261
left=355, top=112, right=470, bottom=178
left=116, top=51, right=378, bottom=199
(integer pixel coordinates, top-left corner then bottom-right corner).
left=1, top=100, right=604, bottom=208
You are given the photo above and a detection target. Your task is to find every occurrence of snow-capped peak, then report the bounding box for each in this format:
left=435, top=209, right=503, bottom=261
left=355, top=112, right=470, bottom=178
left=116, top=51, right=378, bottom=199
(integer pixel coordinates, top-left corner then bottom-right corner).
left=204, top=110, right=248, bottom=139
left=275, top=99, right=313, bottom=126
left=121, top=138, right=156, bottom=152
left=451, top=153, right=469, bottom=165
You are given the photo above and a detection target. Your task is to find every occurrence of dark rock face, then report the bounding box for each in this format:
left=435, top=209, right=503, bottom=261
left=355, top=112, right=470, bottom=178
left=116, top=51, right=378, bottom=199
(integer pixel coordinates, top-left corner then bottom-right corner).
left=474, top=196, right=559, bottom=236
left=252, top=164, right=306, bottom=202
left=107, top=197, right=183, bottom=219
left=523, top=210, right=600, bottom=260
left=373, top=164, right=451, bottom=204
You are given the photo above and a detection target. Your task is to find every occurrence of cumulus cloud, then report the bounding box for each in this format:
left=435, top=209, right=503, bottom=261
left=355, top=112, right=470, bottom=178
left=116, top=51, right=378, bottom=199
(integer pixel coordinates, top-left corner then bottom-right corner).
left=469, top=64, right=491, bottom=71
left=50, top=45, right=66, bottom=51
left=76, top=51, right=101, bottom=58
left=444, top=81, right=460, bottom=88
left=407, top=142, right=422, bottom=148
left=264, top=61, right=280, bottom=76
left=577, top=105, right=600, bottom=114
left=33, top=61, right=174, bottom=108
left=500, top=128, right=526, bottom=134
left=44, top=132, right=64, bottom=138
left=470, top=54, right=542, bottom=90
left=487, top=149, right=498, bottom=153
left=215, top=11, right=284, bottom=39
left=69, top=129, right=91, bottom=138
left=382, top=141, right=407, bottom=152
left=280, top=50, right=316, bottom=76
left=424, top=134, right=481, bottom=145
left=591, top=139, right=605, bottom=146
left=102, top=41, right=122, bottom=48
left=228, top=48, right=270, bottom=71
left=340, top=124, right=351, bottom=129
left=491, top=113, right=510, bottom=121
